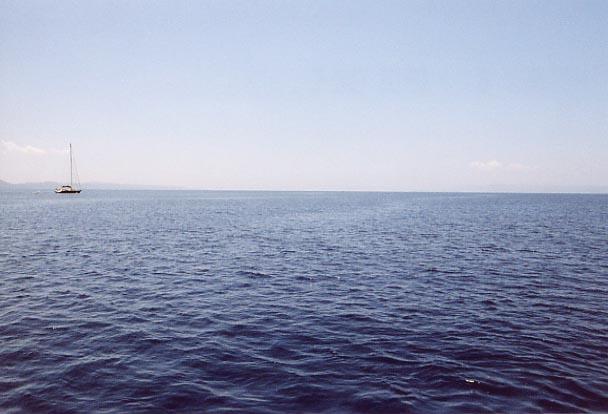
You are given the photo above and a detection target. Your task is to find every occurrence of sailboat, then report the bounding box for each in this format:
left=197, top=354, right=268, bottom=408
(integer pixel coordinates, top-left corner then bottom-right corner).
left=55, top=143, right=81, bottom=194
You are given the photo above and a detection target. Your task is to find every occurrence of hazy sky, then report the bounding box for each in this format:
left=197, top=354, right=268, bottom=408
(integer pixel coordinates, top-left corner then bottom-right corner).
left=1, top=0, right=607, bottom=191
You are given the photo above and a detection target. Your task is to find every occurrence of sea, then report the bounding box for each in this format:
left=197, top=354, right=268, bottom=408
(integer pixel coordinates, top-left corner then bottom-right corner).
left=1, top=190, right=607, bottom=413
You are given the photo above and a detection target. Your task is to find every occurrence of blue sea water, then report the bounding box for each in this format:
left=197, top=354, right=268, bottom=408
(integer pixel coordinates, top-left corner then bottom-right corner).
left=1, top=190, right=607, bottom=413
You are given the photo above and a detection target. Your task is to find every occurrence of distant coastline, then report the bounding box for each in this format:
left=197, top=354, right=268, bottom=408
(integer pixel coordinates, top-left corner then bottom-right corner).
left=1, top=179, right=606, bottom=194
left=0, top=179, right=184, bottom=191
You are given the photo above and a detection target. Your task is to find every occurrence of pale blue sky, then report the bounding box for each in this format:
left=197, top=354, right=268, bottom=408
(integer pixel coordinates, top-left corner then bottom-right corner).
left=1, top=0, right=607, bottom=191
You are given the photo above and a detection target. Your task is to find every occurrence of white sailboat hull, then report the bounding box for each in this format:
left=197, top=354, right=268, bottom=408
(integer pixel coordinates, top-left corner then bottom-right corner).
left=55, top=186, right=81, bottom=194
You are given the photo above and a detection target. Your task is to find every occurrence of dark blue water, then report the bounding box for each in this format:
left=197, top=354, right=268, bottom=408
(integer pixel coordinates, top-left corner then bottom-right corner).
left=1, top=191, right=607, bottom=413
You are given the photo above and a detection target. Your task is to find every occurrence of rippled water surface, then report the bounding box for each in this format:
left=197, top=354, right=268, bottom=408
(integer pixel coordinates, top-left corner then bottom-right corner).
left=1, top=191, right=607, bottom=413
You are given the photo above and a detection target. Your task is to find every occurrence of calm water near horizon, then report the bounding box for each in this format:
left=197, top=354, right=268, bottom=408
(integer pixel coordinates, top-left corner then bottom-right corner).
left=1, top=190, right=607, bottom=413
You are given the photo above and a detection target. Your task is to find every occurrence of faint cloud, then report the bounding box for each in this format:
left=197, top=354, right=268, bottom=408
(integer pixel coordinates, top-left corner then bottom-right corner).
left=1, top=140, right=47, bottom=155
left=1, top=140, right=66, bottom=156
left=469, top=160, right=535, bottom=172
left=469, top=160, right=502, bottom=171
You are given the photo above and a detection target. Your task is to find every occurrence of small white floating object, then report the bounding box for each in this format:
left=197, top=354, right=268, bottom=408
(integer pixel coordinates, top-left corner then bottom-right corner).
left=465, top=379, right=477, bottom=384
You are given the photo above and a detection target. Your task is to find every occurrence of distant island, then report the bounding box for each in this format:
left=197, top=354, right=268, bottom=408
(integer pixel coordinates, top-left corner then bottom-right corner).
left=0, top=179, right=184, bottom=191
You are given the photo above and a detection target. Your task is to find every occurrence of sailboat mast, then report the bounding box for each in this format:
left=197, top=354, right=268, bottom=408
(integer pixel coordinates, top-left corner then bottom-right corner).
left=70, top=143, right=73, bottom=188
